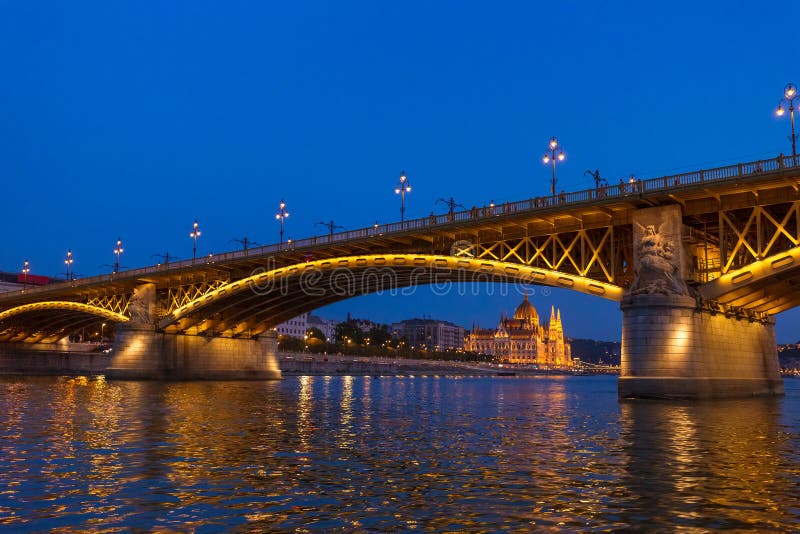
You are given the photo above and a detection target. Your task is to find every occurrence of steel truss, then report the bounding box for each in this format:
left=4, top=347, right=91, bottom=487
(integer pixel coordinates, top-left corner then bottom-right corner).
left=717, top=200, right=800, bottom=274
left=87, top=294, right=130, bottom=315
left=453, top=226, right=634, bottom=287
left=163, top=279, right=230, bottom=315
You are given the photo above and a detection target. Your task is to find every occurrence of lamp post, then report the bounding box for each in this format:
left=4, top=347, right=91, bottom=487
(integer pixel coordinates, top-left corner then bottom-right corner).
left=22, top=260, right=29, bottom=290
left=113, top=238, right=123, bottom=273
left=542, top=137, right=566, bottom=195
left=275, top=199, right=289, bottom=245
left=101, top=322, right=106, bottom=343
left=190, top=220, right=201, bottom=263
left=776, top=83, right=798, bottom=157
left=65, top=250, right=74, bottom=281
left=394, top=170, right=411, bottom=227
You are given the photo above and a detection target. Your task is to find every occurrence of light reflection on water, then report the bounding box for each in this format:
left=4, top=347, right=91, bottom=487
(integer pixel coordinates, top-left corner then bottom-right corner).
left=0, top=375, right=798, bottom=531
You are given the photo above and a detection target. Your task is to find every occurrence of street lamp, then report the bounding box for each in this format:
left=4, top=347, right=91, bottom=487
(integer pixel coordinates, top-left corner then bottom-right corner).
left=190, top=220, right=201, bottom=263
left=22, top=260, right=29, bottom=290
left=113, top=238, right=123, bottom=273
left=542, top=136, right=566, bottom=195
left=101, top=322, right=106, bottom=342
left=394, top=170, right=411, bottom=227
left=65, top=250, right=74, bottom=281
left=275, top=199, right=289, bottom=245
left=776, top=83, right=798, bottom=157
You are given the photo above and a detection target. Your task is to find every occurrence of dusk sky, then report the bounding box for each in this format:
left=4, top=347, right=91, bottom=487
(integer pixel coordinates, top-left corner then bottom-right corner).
left=1, top=1, right=799, bottom=341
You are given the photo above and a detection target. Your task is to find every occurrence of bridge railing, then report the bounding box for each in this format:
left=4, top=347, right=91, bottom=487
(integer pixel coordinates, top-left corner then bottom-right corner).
left=5, top=154, right=800, bottom=298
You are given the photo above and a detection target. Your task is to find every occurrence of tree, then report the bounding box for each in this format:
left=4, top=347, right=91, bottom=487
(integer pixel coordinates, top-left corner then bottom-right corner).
left=306, top=326, right=326, bottom=341
left=278, top=335, right=305, bottom=352
left=334, top=321, right=363, bottom=345
left=306, top=337, right=328, bottom=353
left=367, top=325, right=391, bottom=346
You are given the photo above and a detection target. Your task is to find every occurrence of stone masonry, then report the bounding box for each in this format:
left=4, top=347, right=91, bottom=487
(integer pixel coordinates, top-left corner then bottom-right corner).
left=106, top=324, right=281, bottom=380
left=620, top=295, right=783, bottom=399
left=620, top=205, right=783, bottom=399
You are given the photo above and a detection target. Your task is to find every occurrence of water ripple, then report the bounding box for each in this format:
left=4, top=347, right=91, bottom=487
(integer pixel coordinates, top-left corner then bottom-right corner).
left=0, top=375, right=798, bottom=531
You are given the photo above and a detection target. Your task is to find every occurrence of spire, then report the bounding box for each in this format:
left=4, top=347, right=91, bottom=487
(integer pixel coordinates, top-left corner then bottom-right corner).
left=550, top=305, right=556, bottom=326
left=552, top=308, right=562, bottom=332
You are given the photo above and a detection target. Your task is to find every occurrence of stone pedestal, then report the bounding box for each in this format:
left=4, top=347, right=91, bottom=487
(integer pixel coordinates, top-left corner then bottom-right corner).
left=106, top=324, right=281, bottom=380
left=619, top=295, right=783, bottom=399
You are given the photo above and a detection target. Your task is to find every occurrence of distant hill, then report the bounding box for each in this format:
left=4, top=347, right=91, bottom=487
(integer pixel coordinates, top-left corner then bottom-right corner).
left=778, top=348, right=800, bottom=371
left=569, top=338, right=621, bottom=366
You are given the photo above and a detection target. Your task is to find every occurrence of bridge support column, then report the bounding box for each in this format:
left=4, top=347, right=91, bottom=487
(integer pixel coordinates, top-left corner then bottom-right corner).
left=620, top=295, right=783, bottom=399
left=105, top=324, right=281, bottom=380
left=620, top=204, right=782, bottom=399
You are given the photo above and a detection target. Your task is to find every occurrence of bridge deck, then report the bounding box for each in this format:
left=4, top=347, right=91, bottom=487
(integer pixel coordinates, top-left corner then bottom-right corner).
left=2, top=154, right=800, bottom=305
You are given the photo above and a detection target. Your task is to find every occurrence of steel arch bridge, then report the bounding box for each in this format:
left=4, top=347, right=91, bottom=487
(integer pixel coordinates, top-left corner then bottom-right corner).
left=3, top=154, right=800, bottom=343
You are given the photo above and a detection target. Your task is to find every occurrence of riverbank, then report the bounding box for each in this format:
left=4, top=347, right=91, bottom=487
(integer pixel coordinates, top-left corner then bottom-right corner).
left=0, top=346, right=582, bottom=377
left=278, top=352, right=578, bottom=376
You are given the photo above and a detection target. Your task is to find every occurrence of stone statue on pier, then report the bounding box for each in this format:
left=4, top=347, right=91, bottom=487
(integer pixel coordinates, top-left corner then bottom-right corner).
left=128, top=284, right=156, bottom=325
left=629, top=208, right=692, bottom=297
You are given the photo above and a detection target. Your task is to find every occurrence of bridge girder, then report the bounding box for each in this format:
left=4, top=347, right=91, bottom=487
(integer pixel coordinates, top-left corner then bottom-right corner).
left=6, top=155, right=800, bottom=337
left=157, top=254, right=624, bottom=337
left=698, top=246, right=800, bottom=314
left=0, top=302, right=130, bottom=343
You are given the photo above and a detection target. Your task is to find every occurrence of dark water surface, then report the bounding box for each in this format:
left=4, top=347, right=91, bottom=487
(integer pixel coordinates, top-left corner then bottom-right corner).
left=1, top=375, right=799, bottom=531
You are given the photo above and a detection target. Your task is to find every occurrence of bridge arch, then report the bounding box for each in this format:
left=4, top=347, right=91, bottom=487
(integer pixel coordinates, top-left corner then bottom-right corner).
left=158, top=254, right=623, bottom=337
left=0, top=301, right=130, bottom=343
left=699, top=246, right=800, bottom=315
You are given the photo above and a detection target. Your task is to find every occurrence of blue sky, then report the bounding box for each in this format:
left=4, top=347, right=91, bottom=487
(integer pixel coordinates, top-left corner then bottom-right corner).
left=1, top=1, right=799, bottom=341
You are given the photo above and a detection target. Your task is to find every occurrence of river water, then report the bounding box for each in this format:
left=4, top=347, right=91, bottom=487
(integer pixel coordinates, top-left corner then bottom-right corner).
left=1, top=374, right=798, bottom=531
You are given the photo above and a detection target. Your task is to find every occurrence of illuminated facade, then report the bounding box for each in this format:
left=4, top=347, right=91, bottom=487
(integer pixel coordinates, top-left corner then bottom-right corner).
left=465, top=295, right=572, bottom=368
left=275, top=313, right=309, bottom=338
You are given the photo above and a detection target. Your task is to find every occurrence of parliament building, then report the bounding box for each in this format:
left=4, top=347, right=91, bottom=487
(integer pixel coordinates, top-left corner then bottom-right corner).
left=464, top=295, right=573, bottom=368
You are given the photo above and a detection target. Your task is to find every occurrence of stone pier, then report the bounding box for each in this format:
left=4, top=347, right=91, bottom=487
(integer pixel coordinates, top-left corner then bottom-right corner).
left=105, top=325, right=281, bottom=380
left=103, top=282, right=281, bottom=380
left=620, top=204, right=783, bottom=399
left=619, top=294, right=783, bottom=399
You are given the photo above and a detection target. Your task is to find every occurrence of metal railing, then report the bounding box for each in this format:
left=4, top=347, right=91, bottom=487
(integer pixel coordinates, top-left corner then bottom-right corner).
left=6, top=154, right=800, bottom=298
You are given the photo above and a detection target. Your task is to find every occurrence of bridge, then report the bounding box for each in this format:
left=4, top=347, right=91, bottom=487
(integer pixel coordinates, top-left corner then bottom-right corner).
left=2, top=154, right=799, bottom=398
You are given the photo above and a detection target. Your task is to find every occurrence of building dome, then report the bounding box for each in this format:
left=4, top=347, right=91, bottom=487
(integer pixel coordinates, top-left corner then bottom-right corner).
left=513, top=294, right=538, bottom=323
